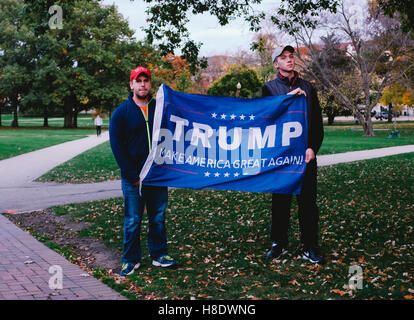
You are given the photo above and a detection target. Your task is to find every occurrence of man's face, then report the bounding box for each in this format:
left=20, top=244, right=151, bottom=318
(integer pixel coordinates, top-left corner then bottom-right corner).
left=274, top=50, right=295, bottom=73
left=130, top=74, right=151, bottom=100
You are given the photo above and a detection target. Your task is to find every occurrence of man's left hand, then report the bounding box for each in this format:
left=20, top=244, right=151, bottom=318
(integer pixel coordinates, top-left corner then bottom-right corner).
left=305, top=148, right=315, bottom=163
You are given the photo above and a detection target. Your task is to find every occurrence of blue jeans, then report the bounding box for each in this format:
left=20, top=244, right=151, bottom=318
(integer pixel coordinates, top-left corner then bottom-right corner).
left=121, top=179, right=169, bottom=264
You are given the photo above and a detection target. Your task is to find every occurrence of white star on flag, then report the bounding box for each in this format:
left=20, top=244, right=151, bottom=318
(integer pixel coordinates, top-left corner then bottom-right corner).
left=204, top=172, right=210, bottom=177
left=224, top=172, right=230, bottom=177
left=230, top=114, right=236, bottom=120
left=249, top=114, right=255, bottom=120
left=234, top=172, right=239, bottom=177
left=211, top=113, right=217, bottom=118
left=239, top=114, right=245, bottom=120
left=214, top=172, right=220, bottom=177
left=221, top=114, right=227, bottom=119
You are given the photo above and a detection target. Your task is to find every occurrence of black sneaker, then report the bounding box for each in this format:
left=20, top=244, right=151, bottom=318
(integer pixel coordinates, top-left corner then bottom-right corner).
left=302, top=248, right=325, bottom=264
left=266, top=243, right=287, bottom=260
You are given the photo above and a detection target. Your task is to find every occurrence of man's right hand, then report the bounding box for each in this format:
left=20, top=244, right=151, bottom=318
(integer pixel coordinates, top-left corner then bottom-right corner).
left=132, top=180, right=140, bottom=187
left=287, top=88, right=306, bottom=96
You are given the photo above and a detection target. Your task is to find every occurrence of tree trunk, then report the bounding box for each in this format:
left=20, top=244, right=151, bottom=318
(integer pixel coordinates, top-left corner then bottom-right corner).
left=0, top=103, right=2, bottom=127
left=43, top=105, right=49, bottom=127
left=387, top=103, right=393, bottom=123
left=72, top=107, right=78, bottom=128
left=10, top=95, right=18, bottom=128
left=63, top=96, right=74, bottom=128
left=63, top=108, right=73, bottom=128
left=362, top=115, right=375, bottom=137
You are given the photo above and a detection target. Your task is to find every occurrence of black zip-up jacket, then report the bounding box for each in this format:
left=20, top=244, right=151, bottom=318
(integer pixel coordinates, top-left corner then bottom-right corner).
left=109, top=93, right=155, bottom=183
left=262, top=72, right=324, bottom=154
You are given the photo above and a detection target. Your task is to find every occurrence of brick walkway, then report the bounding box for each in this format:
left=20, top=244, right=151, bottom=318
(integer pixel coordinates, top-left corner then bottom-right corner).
left=0, top=214, right=126, bottom=300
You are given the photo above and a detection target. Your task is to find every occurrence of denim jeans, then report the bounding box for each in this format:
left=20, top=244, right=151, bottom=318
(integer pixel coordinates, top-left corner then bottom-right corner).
left=121, top=179, right=169, bottom=264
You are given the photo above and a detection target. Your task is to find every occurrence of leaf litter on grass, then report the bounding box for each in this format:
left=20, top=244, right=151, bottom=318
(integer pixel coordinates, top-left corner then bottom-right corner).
left=7, top=152, right=414, bottom=299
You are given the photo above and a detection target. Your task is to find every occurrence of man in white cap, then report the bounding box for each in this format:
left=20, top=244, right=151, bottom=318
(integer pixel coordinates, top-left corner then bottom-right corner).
left=262, top=45, right=325, bottom=264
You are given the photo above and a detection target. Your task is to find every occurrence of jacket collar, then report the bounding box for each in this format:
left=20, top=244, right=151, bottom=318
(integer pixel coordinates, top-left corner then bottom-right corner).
left=276, top=71, right=298, bottom=87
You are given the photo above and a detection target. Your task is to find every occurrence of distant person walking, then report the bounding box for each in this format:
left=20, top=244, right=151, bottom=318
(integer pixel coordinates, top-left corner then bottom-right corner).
left=109, top=66, right=176, bottom=277
left=94, top=114, right=103, bottom=137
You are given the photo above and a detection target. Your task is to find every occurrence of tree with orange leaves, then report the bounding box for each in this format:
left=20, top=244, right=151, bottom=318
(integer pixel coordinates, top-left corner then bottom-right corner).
left=152, top=54, right=195, bottom=93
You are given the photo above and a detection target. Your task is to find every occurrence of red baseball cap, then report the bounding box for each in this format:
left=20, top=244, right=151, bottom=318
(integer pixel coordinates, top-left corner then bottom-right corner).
left=130, top=66, right=151, bottom=81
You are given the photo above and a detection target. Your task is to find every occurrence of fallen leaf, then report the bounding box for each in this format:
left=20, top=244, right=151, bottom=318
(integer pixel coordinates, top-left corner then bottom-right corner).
left=331, top=289, right=346, bottom=296
left=290, top=280, right=300, bottom=286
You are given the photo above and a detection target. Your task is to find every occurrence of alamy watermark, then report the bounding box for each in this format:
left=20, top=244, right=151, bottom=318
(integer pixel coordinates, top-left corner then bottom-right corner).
left=348, top=265, right=363, bottom=290
left=48, top=5, right=63, bottom=30
left=48, top=265, right=63, bottom=290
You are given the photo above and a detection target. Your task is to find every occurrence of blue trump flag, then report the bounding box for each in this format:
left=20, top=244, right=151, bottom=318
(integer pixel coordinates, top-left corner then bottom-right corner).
left=140, top=84, right=308, bottom=194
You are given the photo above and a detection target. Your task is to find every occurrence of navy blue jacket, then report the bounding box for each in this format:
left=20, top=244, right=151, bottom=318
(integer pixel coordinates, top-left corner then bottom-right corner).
left=262, top=72, right=324, bottom=154
left=109, top=93, right=155, bottom=183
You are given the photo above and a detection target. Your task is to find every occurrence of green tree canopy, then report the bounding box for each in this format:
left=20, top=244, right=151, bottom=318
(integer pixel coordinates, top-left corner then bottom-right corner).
left=0, top=0, right=32, bottom=127
left=0, top=0, right=162, bottom=127
left=141, top=0, right=339, bottom=73
left=23, top=0, right=160, bottom=127
left=206, top=67, right=263, bottom=99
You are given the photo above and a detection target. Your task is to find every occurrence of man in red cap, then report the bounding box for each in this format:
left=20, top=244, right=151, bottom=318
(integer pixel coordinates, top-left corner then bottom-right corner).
left=110, top=66, right=176, bottom=276
left=262, top=46, right=325, bottom=264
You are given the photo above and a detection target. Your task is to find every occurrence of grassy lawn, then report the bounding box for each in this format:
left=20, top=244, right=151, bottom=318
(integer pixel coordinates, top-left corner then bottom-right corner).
left=37, top=123, right=414, bottom=184
left=48, top=152, right=414, bottom=300
left=319, top=125, right=414, bottom=155
left=0, top=114, right=109, bottom=128
left=0, top=128, right=97, bottom=160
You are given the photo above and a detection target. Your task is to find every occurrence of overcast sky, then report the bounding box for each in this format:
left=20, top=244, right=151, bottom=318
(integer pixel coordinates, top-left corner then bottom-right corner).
left=101, top=0, right=279, bottom=57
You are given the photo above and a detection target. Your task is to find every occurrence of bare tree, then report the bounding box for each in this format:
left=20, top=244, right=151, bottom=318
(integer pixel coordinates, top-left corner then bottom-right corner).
left=290, top=0, right=414, bottom=136
left=251, top=17, right=288, bottom=81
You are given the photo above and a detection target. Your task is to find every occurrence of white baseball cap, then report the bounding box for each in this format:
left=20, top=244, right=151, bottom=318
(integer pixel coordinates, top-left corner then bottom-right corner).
left=272, top=45, right=295, bottom=62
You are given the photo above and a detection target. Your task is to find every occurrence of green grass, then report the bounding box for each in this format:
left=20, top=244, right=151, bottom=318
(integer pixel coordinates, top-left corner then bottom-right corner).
left=36, top=141, right=120, bottom=183
left=319, top=125, right=414, bottom=155
left=50, top=152, right=414, bottom=300
left=38, top=124, right=414, bottom=184
left=0, top=128, right=98, bottom=160
left=0, top=114, right=109, bottom=128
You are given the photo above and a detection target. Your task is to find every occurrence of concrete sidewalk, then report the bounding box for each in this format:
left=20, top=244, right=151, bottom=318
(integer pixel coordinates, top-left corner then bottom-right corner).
left=0, top=131, right=122, bottom=213
left=1, top=180, right=122, bottom=213
left=0, top=131, right=109, bottom=187
left=318, top=144, right=414, bottom=167
left=1, top=141, right=413, bottom=213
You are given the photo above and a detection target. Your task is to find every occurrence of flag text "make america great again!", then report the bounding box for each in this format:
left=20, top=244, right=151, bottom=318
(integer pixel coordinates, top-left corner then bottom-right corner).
left=140, top=84, right=309, bottom=194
